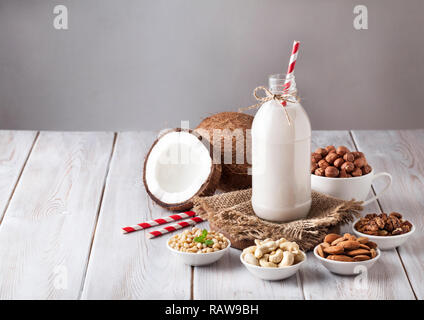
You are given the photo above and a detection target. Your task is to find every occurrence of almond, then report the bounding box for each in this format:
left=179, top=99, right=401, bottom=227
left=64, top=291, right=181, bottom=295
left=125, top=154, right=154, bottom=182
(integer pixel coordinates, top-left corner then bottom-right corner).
left=320, top=242, right=330, bottom=248
left=359, top=244, right=371, bottom=250
left=366, top=241, right=378, bottom=249
left=343, top=233, right=356, bottom=241
left=346, top=249, right=371, bottom=256
left=317, top=245, right=325, bottom=258
left=327, top=255, right=354, bottom=262
left=357, top=237, right=369, bottom=244
left=331, top=237, right=346, bottom=246
left=324, top=233, right=342, bottom=244
left=324, top=245, right=344, bottom=255
left=339, top=240, right=361, bottom=250
left=370, top=248, right=377, bottom=258
left=353, top=255, right=371, bottom=261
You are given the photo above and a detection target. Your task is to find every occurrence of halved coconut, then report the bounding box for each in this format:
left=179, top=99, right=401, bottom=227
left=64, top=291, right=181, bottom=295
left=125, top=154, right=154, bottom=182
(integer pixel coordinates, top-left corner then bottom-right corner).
left=143, top=129, right=221, bottom=211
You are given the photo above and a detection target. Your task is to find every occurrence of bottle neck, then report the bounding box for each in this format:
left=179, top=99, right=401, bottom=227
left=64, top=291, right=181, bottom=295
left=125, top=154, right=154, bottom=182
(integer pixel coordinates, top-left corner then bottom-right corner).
left=268, top=73, right=297, bottom=95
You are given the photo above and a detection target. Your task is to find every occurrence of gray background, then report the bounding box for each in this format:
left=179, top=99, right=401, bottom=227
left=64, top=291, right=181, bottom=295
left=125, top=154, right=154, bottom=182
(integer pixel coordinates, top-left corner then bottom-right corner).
left=1, top=0, right=423, bottom=131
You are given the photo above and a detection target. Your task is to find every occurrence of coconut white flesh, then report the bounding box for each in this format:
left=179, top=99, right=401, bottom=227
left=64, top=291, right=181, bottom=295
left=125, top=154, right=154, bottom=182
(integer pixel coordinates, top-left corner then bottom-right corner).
left=145, top=131, right=212, bottom=205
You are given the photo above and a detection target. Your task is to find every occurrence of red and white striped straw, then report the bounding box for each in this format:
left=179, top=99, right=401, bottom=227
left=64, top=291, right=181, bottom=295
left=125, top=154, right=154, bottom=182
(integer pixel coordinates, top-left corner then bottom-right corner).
left=147, top=216, right=204, bottom=239
left=282, top=40, right=300, bottom=106
left=122, top=211, right=197, bottom=234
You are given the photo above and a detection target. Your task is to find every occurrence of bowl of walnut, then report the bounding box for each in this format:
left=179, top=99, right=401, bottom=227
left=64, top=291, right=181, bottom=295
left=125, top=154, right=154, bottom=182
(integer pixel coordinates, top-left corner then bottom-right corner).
left=311, top=145, right=392, bottom=205
left=352, top=212, right=415, bottom=250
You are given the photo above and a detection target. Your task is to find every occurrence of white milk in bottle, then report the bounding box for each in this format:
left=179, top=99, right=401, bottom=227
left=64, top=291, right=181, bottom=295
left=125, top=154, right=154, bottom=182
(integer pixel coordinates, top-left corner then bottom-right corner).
left=252, top=74, right=311, bottom=222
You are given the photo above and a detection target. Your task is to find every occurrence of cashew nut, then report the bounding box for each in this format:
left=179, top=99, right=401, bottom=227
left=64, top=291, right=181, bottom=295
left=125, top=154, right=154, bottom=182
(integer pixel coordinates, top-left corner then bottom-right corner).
left=276, top=238, right=287, bottom=247
left=269, top=249, right=284, bottom=264
left=242, top=245, right=257, bottom=255
left=279, top=241, right=300, bottom=253
left=293, top=251, right=305, bottom=264
left=243, top=253, right=259, bottom=266
left=254, top=241, right=278, bottom=259
left=259, top=254, right=277, bottom=268
left=278, top=251, right=295, bottom=267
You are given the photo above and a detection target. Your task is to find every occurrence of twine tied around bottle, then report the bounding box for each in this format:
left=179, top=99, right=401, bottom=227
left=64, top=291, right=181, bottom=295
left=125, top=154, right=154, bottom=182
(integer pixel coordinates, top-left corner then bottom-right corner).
left=238, top=86, right=299, bottom=126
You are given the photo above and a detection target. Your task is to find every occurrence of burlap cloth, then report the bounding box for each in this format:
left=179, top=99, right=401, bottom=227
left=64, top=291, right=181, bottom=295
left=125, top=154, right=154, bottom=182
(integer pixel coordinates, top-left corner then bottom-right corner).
left=192, top=189, right=363, bottom=252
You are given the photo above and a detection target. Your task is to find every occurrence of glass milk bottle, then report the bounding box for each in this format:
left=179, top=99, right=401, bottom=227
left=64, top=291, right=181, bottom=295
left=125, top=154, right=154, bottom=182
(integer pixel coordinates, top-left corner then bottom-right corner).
left=251, top=74, right=311, bottom=222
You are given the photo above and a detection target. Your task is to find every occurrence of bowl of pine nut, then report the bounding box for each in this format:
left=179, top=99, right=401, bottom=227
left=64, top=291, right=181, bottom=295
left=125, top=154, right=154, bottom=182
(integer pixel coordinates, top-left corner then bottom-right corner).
left=167, top=228, right=231, bottom=266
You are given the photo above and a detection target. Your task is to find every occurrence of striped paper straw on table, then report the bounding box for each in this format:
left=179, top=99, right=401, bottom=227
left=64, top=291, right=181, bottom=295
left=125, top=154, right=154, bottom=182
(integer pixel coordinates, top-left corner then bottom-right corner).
left=122, top=211, right=197, bottom=234
left=148, top=216, right=205, bottom=239
left=282, top=40, right=300, bottom=106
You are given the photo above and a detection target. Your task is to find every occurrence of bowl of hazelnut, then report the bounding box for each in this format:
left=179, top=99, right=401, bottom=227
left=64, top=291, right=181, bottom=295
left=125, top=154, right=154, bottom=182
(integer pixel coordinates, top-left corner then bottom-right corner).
left=352, top=212, right=415, bottom=250
left=311, top=145, right=392, bottom=205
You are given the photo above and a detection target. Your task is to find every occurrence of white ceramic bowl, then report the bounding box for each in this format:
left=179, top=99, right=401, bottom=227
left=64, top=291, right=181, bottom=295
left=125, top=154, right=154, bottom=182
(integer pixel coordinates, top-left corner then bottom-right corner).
left=311, top=169, right=392, bottom=206
left=352, top=218, right=415, bottom=250
left=240, top=251, right=306, bottom=281
left=167, top=238, right=231, bottom=266
left=313, top=245, right=381, bottom=275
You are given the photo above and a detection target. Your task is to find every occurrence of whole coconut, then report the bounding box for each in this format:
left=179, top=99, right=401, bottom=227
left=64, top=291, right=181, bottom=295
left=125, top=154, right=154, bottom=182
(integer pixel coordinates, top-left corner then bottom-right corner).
left=195, top=112, right=253, bottom=191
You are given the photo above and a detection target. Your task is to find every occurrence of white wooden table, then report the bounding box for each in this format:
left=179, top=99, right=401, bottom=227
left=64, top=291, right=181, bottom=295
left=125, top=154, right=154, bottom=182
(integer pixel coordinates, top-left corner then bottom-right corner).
left=0, top=130, right=422, bottom=300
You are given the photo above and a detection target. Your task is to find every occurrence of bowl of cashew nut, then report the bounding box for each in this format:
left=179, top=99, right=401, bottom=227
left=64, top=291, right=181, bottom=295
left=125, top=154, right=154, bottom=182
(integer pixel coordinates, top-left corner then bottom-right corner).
left=240, top=237, right=306, bottom=281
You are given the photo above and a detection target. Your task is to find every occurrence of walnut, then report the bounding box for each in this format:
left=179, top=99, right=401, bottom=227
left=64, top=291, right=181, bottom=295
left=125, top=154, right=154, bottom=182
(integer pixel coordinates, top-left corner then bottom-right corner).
left=375, top=217, right=385, bottom=229
left=391, top=228, right=403, bottom=235
left=355, top=213, right=413, bottom=236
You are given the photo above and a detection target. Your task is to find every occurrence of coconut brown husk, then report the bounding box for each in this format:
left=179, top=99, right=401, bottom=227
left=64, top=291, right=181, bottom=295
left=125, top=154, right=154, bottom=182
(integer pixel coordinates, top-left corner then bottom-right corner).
left=195, top=112, right=253, bottom=191
left=143, top=128, right=221, bottom=211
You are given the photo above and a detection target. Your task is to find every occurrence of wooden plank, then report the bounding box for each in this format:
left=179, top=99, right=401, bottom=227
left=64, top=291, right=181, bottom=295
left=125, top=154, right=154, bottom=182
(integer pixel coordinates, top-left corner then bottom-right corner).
left=352, top=129, right=424, bottom=299
left=81, top=132, right=191, bottom=300
left=0, top=131, right=114, bottom=299
left=300, top=130, right=415, bottom=299
left=0, top=131, right=37, bottom=221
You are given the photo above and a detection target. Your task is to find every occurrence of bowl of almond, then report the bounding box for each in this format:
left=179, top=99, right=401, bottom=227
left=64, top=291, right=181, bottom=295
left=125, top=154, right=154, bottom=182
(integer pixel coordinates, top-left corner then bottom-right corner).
left=352, top=212, right=415, bottom=250
left=313, top=233, right=381, bottom=275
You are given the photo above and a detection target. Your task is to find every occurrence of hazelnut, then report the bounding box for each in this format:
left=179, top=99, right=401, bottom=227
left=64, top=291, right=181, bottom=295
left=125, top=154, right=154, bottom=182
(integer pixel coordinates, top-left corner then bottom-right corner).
left=333, top=158, right=345, bottom=168
left=339, top=169, right=348, bottom=178
left=341, top=161, right=355, bottom=173
left=343, top=152, right=355, bottom=162
left=311, top=163, right=318, bottom=173
left=362, top=164, right=372, bottom=175
left=314, top=168, right=325, bottom=176
left=325, top=152, right=339, bottom=164
left=325, top=166, right=339, bottom=177
left=315, top=147, right=328, bottom=157
left=325, top=145, right=336, bottom=153
left=354, top=157, right=366, bottom=168
left=311, top=153, right=322, bottom=163
left=336, top=146, right=350, bottom=156
left=352, top=151, right=364, bottom=159
left=318, top=159, right=330, bottom=169
left=351, top=167, right=363, bottom=177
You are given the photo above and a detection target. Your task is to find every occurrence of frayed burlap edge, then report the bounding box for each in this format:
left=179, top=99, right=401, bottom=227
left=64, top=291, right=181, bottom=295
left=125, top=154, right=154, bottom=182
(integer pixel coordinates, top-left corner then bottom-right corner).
left=193, top=189, right=363, bottom=252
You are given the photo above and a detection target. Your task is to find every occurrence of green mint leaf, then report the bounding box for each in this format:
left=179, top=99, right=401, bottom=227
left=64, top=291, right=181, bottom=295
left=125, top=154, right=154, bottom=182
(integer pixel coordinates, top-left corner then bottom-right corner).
left=204, top=239, right=214, bottom=246
left=202, top=229, right=208, bottom=237
left=194, top=236, right=203, bottom=243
